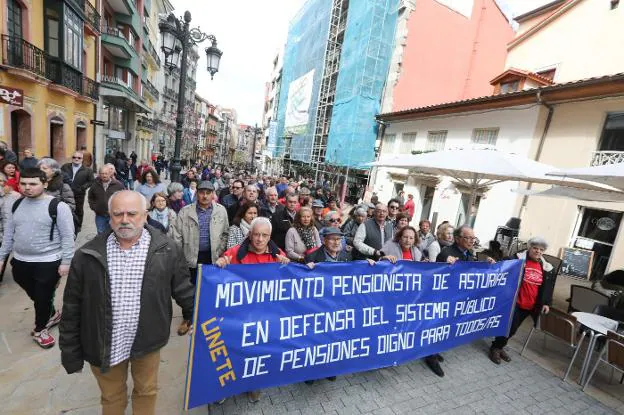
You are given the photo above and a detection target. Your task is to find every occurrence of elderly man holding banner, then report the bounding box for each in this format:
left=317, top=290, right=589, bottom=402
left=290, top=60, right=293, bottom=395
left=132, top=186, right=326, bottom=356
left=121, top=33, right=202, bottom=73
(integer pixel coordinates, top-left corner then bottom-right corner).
left=215, top=216, right=289, bottom=403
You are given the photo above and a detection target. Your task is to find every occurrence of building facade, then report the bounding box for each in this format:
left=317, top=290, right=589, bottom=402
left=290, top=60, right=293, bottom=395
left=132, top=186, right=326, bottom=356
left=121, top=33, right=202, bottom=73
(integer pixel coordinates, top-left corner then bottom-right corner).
left=373, top=0, right=624, bottom=277
left=0, top=0, right=100, bottom=163
left=261, top=49, right=283, bottom=175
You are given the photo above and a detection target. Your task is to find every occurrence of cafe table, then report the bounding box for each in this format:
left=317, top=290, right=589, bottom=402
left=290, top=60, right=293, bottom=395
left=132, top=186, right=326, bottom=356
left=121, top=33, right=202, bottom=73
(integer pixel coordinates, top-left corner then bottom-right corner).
left=571, top=312, right=619, bottom=385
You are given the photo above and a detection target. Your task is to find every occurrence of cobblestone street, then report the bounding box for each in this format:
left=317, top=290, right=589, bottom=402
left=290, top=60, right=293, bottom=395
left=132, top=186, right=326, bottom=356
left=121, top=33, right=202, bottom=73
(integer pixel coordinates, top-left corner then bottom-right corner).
left=0, top=205, right=622, bottom=414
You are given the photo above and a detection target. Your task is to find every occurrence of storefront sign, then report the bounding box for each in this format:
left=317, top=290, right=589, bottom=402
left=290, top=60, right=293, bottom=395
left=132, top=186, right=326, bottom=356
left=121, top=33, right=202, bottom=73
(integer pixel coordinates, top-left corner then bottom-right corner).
left=0, top=86, right=23, bottom=107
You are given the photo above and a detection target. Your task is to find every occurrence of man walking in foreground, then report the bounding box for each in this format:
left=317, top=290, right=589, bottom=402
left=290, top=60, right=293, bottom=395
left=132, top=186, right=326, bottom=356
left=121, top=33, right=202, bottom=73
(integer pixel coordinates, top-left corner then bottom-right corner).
left=60, top=190, right=194, bottom=415
left=0, top=168, right=75, bottom=348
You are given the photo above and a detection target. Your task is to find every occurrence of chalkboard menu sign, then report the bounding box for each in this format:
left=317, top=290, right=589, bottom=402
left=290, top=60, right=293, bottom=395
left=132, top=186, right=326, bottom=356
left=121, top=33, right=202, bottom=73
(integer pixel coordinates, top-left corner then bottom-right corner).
left=560, top=247, right=594, bottom=280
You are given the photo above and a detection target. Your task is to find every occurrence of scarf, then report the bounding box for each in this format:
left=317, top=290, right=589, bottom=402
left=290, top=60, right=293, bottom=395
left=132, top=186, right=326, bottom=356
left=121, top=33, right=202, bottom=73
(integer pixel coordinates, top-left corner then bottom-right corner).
left=239, top=219, right=251, bottom=237
left=149, top=208, right=170, bottom=229
left=296, top=226, right=316, bottom=250
left=439, top=239, right=453, bottom=247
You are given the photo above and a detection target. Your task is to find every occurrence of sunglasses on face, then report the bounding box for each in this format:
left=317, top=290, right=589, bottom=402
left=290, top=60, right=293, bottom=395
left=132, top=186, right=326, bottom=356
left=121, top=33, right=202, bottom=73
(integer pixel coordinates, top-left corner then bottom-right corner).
left=329, top=218, right=341, bottom=223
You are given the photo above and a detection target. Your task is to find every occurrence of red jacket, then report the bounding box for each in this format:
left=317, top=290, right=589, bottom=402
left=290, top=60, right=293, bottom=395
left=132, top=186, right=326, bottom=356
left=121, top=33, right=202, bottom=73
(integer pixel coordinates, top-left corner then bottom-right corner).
left=6, top=171, right=19, bottom=192
left=223, top=239, right=285, bottom=264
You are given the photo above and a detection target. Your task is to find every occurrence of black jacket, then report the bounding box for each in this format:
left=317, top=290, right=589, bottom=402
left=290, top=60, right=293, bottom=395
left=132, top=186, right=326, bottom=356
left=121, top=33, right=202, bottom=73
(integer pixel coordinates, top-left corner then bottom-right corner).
left=305, top=247, right=352, bottom=263
left=61, top=163, right=94, bottom=196
left=270, top=207, right=296, bottom=250
left=436, top=243, right=478, bottom=262
left=59, top=226, right=194, bottom=374
left=260, top=202, right=284, bottom=222
left=88, top=178, right=125, bottom=216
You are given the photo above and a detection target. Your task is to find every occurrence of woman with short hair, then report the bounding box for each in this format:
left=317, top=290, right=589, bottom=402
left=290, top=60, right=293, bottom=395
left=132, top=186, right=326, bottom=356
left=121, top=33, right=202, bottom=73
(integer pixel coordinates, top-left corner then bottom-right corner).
left=148, top=192, right=176, bottom=233
left=427, top=223, right=454, bottom=262
left=37, top=158, right=76, bottom=213
left=167, top=182, right=186, bottom=213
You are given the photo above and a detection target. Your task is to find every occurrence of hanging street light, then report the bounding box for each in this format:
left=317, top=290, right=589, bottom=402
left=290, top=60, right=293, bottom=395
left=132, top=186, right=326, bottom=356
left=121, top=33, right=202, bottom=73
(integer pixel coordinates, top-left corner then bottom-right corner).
left=159, top=11, right=223, bottom=182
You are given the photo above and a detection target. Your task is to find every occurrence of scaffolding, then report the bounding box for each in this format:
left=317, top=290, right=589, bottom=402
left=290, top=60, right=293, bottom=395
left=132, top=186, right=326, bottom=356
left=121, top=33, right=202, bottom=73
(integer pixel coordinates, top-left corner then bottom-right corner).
left=311, top=0, right=349, bottom=181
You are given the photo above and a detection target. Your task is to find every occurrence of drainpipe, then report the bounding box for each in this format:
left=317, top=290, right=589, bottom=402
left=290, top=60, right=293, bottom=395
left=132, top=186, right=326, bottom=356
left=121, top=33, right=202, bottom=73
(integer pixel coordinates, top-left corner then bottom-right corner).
left=518, top=90, right=554, bottom=216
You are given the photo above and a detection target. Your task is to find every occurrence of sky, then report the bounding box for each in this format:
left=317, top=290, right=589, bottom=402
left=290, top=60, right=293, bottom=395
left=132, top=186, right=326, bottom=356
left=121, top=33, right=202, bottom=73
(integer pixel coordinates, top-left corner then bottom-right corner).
left=170, top=0, right=553, bottom=126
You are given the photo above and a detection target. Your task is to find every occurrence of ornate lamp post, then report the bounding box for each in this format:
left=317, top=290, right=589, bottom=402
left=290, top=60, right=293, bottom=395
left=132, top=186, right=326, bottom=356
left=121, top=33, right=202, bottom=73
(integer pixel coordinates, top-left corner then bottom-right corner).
left=159, top=11, right=223, bottom=182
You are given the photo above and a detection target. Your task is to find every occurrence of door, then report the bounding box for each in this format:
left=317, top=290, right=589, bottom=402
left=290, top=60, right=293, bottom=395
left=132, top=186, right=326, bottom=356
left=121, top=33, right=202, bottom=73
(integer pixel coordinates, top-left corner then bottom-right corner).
left=574, top=207, right=622, bottom=279
left=420, top=186, right=435, bottom=221
left=456, top=192, right=481, bottom=227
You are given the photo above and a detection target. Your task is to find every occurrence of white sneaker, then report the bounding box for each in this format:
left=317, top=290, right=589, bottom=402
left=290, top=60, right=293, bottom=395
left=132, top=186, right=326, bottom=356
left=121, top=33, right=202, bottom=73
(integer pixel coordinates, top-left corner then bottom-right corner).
left=33, top=329, right=55, bottom=349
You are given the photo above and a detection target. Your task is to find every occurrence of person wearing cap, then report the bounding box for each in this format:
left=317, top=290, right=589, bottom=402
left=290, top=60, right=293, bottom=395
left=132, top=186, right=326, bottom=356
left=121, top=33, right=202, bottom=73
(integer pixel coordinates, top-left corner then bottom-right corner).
left=311, top=199, right=325, bottom=230
left=489, top=236, right=556, bottom=365
left=171, top=180, right=229, bottom=335
left=305, top=227, right=351, bottom=264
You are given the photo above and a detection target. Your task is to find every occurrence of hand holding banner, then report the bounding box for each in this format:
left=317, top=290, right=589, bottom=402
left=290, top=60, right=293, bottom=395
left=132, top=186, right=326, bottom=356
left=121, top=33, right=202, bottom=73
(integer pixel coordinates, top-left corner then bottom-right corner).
left=184, top=259, right=522, bottom=409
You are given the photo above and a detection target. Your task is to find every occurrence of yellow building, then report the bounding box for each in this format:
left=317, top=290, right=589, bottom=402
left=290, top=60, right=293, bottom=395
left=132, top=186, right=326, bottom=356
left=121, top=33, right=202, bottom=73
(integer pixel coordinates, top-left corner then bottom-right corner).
left=0, top=0, right=99, bottom=163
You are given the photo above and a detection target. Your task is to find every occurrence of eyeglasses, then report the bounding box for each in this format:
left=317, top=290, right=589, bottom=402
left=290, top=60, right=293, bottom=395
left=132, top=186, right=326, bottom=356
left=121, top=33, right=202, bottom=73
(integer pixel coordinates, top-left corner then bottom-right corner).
left=389, top=206, right=399, bottom=210
left=460, top=236, right=477, bottom=241
left=72, top=156, right=83, bottom=160
left=329, top=218, right=341, bottom=223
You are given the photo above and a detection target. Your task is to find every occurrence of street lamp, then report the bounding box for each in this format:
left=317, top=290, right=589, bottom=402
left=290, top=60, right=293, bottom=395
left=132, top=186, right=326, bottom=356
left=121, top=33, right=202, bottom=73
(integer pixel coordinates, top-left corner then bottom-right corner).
left=159, top=11, right=223, bottom=182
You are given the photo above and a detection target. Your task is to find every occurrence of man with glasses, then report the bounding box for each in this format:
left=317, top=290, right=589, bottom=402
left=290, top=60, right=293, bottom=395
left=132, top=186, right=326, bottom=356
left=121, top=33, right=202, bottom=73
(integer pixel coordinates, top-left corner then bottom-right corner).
left=172, top=181, right=229, bottom=335
left=426, top=224, right=482, bottom=378
left=61, top=151, right=94, bottom=230
left=386, top=198, right=401, bottom=225
left=353, top=203, right=393, bottom=260
left=221, top=179, right=244, bottom=209
left=227, top=184, right=259, bottom=223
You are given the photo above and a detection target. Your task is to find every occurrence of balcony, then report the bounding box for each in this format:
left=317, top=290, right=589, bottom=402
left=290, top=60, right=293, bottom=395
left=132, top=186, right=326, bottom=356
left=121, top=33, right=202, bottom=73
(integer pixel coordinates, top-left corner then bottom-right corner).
left=142, top=79, right=159, bottom=100
left=137, top=116, right=157, bottom=132
left=101, top=74, right=151, bottom=113
left=143, top=37, right=161, bottom=68
left=101, top=26, right=134, bottom=58
left=591, top=151, right=624, bottom=166
left=164, top=86, right=178, bottom=101
left=0, top=35, right=98, bottom=100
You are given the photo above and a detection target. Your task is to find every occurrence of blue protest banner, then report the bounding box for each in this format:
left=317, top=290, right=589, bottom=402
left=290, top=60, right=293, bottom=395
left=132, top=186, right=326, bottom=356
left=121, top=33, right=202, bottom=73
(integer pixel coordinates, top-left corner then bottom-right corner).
left=184, top=259, right=523, bottom=409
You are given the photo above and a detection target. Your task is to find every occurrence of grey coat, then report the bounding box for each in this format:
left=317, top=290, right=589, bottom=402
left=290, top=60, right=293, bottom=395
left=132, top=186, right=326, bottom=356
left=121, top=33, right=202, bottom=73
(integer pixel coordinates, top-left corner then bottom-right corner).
left=381, top=240, right=423, bottom=261
left=171, top=201, right=229, bottom=267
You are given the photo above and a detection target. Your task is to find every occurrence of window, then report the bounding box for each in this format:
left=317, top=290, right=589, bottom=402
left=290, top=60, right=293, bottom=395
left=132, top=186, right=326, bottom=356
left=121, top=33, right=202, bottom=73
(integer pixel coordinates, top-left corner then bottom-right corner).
left=426, top=131, right=447, bottom=151
left=64, top=6, right=82, bottom=69
left=382, top=134, right=396, bottom=154
left=472, top=128, right=499, bottom=146
left=598, top=113, right=624, bottom=153
left=7, top=0, right=23, bottom=38
left=107, top=106, right=127, bottom=131
left=537, top=68, right=556, bottom=81
left=45, top=7, right=60, bottom=58
left=400, top=132, right=417, bottom=154
left=500, top=81, right=519, bottom=94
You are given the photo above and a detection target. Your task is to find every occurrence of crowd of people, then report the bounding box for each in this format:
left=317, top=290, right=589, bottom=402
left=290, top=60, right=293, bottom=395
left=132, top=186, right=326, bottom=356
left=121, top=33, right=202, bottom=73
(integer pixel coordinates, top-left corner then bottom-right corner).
left=0, top=149, right=558, bottom=414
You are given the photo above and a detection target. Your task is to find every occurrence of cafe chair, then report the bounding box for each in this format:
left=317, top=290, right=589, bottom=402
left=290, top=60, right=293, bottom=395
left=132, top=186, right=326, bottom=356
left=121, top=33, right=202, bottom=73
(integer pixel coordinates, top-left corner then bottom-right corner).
left=567, top=285, right=610, bottom=313
left=592, top=305, right=624, bottom=325
left=521, top=308, right=586, bottom=382
left=542, top=254, right=562, bottom=276
left=582, top=330, right=624, bottom=390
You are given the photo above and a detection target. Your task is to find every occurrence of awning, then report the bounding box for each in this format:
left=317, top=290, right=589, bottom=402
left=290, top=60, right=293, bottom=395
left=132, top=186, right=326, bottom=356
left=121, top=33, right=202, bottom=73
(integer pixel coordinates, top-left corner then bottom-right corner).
left=101, top=85, right=152, bottom=114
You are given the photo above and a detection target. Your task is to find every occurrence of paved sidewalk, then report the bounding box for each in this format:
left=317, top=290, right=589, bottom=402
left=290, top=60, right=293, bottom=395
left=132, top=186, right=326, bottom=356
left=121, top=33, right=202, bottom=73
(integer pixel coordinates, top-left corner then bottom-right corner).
left=0, top=201, right=621, bottom=414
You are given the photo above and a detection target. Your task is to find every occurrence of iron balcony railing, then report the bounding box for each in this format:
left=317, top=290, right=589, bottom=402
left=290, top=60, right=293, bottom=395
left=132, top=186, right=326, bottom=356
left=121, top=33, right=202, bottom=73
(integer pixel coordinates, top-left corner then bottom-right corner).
left=83, top=0, right=101, bottom=33
left=164, top=86, right=178, bottom=100
left=142, top=79, right=159, bottom=99
left=591, top=151, right=624, bottom=166
left=1, top=35, right=98, bottom=99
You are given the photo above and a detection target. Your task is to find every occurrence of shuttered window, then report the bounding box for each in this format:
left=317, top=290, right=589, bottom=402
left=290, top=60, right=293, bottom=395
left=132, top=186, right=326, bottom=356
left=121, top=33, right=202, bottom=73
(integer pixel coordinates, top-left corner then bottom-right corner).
left=426, top=131, right=447, bottom=151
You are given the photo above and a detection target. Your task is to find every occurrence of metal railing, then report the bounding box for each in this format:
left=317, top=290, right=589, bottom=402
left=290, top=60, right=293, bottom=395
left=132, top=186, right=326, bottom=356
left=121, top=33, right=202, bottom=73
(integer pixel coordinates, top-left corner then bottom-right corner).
left=84, top=0, right=101, bottom=33
left=591, top=151, right=624, bottom=166
left=164, top=86, right=178, bottom=100
left=142, top=79, right=159, bottom=99
left=1, top=35, right=98, bottom=99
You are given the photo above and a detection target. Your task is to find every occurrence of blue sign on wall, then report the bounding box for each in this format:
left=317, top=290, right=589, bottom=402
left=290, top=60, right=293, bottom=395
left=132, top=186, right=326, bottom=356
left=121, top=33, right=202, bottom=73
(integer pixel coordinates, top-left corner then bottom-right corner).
left=184, top=260, right=523, bottom=409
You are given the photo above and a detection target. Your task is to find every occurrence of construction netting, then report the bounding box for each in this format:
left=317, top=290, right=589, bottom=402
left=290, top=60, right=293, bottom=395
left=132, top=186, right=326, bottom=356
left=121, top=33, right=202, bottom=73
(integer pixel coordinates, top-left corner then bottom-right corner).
left=272, top=0, right=332, bottom=163
left=325, top=0, right=399, bottom=168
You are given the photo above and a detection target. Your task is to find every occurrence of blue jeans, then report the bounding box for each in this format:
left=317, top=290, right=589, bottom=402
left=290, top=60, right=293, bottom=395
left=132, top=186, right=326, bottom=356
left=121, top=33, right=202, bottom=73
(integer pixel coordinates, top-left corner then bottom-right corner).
left=95, top=215, right=110, bottom=234
left=124, top=179, right=134, bottom=190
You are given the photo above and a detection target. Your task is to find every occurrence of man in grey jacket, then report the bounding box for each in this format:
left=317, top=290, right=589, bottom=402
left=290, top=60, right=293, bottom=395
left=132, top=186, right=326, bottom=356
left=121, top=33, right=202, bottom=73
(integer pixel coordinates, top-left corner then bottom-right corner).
left=353, top=203, right=394, bottom=260
left=0, top=168, right=75, bottom=349
left=171, top=180, right=229, bottom=335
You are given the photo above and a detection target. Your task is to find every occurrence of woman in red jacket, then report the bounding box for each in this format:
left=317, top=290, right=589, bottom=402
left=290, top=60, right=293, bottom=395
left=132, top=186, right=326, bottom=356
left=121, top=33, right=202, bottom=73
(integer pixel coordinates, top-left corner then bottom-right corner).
left=1, top=160, right=19, bottom=192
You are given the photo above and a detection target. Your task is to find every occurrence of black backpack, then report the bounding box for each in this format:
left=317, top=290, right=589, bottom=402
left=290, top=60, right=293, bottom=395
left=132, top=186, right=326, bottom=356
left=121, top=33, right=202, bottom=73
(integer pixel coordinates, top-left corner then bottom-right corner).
left=12, top=197, right=60, bottom=241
